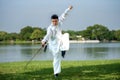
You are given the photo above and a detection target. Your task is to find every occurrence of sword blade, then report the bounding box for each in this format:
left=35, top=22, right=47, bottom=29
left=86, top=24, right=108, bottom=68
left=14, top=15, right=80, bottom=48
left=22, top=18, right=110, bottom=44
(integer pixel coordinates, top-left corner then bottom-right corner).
left=24, top=46, right=43, bottom=69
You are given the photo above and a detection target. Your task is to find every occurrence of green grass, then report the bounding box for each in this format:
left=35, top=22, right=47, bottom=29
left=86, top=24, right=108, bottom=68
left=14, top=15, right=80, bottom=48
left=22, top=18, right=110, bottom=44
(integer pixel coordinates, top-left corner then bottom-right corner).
left=0, top=60, right=120, bottom=80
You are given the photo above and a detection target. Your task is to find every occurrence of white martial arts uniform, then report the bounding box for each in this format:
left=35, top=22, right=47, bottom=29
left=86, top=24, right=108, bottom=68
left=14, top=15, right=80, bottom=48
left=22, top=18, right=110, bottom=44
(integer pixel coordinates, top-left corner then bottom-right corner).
left=42, top=8, right=71, bottom=74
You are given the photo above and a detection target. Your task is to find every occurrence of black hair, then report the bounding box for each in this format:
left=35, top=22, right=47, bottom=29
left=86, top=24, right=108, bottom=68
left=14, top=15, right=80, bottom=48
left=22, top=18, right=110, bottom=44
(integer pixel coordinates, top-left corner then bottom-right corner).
left=51, top=14, right=58, bottom=19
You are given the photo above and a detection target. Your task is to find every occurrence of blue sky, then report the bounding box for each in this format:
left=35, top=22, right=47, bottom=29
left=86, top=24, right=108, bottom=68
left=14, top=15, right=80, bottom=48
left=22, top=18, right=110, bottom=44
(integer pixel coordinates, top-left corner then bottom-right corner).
left=0, top=0, right=120, bottom=33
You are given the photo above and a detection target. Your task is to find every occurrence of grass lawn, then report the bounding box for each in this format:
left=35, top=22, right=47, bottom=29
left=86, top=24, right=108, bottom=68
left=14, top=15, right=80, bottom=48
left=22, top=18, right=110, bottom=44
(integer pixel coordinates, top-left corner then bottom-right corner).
left=0, top=59, right=120, bottom=80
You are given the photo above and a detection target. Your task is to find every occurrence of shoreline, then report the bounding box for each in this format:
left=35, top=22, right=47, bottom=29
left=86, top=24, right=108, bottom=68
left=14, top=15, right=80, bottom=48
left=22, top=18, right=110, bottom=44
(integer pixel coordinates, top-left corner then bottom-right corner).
left=0, top=40, right=120, bottom=44
left=70, top=40, right=100, bottom=43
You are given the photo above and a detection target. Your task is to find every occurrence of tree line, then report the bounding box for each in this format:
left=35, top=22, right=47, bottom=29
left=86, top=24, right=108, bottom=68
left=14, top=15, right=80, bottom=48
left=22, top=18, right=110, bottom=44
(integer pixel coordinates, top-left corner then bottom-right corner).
left=0, top=24, right=120, bottom=42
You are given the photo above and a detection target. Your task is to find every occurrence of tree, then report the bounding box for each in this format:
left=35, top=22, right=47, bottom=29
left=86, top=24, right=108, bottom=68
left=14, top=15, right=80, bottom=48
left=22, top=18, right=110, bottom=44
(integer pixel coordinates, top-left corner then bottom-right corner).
left=33, top=27, right=46, bottom=39
left=0, top=31, right=7, bottom=41
left=20, top=26, right=33, bottom=40
left=82, top=26, right=93, bottom=40
left=30, top=29, right=42, bottom=40
left=108, top=30, right=116, bottom=41
left=92, top=24, right=110, bottom=41
left=9, top=33, right=20, bottom=40
left=82, top=24, right=110, bottom=41
left=115, top=30, right=120, bottom=41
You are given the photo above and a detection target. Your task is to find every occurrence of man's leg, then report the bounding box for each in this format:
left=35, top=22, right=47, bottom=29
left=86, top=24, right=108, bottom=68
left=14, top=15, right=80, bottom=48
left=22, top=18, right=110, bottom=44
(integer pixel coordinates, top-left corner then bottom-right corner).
left=53, top=52, right=61, bottom=76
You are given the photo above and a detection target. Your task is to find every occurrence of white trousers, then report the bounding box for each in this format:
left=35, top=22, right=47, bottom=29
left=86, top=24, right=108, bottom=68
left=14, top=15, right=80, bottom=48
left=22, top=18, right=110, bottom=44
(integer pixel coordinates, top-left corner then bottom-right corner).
left=52, top=52, right=61, bottom=74
left=49, top=33, right=69, bottom=74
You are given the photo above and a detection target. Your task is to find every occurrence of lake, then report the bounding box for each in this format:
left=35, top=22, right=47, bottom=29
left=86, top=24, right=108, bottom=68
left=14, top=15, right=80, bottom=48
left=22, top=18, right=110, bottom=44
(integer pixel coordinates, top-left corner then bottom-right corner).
left=0, top=43, right=120, bottom=62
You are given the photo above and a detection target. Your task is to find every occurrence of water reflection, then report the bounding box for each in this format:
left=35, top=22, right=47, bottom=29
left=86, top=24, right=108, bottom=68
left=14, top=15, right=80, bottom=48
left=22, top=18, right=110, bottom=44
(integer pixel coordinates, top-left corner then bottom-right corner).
left=84, top=47, right=108, bottom=60
left=0, top=43, right=120, bottom=62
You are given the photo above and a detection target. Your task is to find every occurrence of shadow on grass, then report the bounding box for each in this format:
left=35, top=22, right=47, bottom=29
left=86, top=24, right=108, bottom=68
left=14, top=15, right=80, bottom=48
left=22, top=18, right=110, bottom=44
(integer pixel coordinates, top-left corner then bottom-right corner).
left=0, top=63, right=120, bottom=80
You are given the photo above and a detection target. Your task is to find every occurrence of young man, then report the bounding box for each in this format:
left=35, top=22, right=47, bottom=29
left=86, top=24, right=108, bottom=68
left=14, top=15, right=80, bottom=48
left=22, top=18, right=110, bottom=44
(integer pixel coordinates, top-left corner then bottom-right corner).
left=41, top=6, right=73, bottom=77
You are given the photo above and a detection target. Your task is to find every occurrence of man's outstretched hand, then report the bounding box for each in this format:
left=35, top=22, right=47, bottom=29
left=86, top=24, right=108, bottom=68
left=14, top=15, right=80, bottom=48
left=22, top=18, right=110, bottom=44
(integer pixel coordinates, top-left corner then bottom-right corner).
left=69, top=5, right=73, bottom=10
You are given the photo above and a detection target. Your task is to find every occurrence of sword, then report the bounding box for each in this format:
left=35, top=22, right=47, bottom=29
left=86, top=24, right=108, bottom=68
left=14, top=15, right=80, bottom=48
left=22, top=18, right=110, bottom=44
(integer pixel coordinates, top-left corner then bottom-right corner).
left=24, top=42, right=47, bottom=69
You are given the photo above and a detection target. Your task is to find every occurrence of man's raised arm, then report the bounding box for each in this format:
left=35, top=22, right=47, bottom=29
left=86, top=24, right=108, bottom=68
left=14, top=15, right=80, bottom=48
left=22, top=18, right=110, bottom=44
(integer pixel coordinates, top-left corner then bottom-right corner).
left=59, top=6, right=73, bottom=24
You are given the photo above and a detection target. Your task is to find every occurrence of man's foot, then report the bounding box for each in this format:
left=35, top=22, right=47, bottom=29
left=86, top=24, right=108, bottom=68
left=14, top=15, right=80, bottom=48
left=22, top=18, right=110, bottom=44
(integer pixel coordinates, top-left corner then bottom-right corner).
left=61, top=51, right=66, bottom=58
left=54, top=73, right=59, bottom=78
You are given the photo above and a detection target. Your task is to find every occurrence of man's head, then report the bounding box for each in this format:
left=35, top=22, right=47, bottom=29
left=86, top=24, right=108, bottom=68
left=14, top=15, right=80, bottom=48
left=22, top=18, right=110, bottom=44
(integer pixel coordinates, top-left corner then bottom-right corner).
left=51, top=14, right=58, bottom=26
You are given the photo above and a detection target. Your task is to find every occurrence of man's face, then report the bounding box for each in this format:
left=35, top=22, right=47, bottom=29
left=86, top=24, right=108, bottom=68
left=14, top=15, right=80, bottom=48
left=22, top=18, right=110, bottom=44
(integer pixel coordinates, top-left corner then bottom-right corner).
left=51, top=19, right=58, bottom=26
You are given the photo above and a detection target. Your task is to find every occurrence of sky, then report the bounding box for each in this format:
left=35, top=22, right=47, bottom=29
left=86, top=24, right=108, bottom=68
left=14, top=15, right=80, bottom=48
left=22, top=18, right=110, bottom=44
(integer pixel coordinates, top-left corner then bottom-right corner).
left=0, top=0, right=120, bottom=33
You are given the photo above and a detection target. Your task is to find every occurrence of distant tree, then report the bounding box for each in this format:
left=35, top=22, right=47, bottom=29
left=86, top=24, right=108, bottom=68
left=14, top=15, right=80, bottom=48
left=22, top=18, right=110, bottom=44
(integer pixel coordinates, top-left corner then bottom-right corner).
left=24, top=32, right=32, bottom=40
left=82, top=26, right=93, bottom=40
left=0, top=25, right=119, bottom=42
left=20, top=26, right=33, bottom=40
left=108, top=30, right=116, bottom=41
left=4, top=33, right=11, bottom=40
left=115, top=30, right=120, bottom=41
left=92, top=24, right=110, bottom=41
left=82, top=24, right=110, bottom=41
left=30, top=29, right=42, bottom=40
left=75, top=31, right=83, bottom=35
left=33, top=27, right=43, bottom=31
left=33, top=27, right=46, bottom=39
left=0, top=31, right=7, bottom=41
left=9, top=33, right=20, bottom=40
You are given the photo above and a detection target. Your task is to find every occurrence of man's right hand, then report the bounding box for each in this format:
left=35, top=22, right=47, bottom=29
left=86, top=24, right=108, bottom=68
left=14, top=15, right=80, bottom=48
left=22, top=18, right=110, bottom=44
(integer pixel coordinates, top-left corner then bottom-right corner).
left=41, top=41, right=45, bottom=47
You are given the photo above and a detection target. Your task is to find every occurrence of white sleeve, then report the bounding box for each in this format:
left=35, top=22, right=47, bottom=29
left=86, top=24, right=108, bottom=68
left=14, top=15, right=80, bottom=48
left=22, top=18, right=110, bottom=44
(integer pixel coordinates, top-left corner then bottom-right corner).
left=59, top=8, right=71, bottom=24
left=42, top=27, right=52, bottom=42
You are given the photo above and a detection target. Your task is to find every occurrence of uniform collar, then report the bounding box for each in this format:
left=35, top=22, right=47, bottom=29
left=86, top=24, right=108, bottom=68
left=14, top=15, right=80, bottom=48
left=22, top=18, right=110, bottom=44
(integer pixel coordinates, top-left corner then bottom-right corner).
left=51, top=23, right=60, bottom=27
